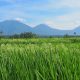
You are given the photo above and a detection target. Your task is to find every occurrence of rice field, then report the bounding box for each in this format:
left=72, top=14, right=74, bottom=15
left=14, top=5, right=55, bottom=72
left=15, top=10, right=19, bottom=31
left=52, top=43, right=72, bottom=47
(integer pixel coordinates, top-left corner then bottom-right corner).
left=0, top=38, right=80, bottom=80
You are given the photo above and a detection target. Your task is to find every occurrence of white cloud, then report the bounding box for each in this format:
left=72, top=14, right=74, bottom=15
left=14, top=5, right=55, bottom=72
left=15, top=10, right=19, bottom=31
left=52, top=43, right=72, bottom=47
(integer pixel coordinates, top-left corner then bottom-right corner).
left=14, top=18, right=24, bottom=22
left=0, top=0, right=80, bottom=30
left=59, top=0, right=80, bottom=8
left=44, top=12, right=80, bottom=30
left=47, top=0, right=80, bottom=8
left=44, top=20, right=77, bottom=30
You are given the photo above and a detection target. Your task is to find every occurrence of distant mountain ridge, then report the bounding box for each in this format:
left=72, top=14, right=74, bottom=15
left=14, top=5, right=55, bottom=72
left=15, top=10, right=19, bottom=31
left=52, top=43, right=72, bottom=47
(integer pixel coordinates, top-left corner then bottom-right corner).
left=0, top=20, right=80, bottom=36
left=0, top=20, right=32, bottom=35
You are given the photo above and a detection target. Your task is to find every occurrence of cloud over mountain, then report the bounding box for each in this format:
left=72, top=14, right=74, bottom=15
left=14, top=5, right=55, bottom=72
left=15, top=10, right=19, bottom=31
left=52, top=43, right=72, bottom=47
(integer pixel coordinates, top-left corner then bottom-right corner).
left=0, top=20, right=80, bottom=36
left=0, top=0, right=80, bottom=30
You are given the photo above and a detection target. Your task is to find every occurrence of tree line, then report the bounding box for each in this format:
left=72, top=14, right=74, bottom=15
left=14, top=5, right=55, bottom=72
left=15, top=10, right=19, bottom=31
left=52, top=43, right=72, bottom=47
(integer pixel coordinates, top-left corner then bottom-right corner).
left=0, top=31, right=79, bottom=39
left=0, top=32, right=38, bottom=39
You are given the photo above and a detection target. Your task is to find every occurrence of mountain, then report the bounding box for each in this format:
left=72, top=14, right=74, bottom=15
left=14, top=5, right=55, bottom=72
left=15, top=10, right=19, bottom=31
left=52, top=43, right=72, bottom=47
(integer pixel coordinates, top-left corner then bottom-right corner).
left=73, top=26, right=80, bottom=35
left=33, top=24, right=80, bottom=36
left=33, top=24, right=55, bottom=35
left=0, top=20, right=32, bottom=35
left=33, top=24, right=72, bottom=36
left=0, top=20, right=80, bottom=36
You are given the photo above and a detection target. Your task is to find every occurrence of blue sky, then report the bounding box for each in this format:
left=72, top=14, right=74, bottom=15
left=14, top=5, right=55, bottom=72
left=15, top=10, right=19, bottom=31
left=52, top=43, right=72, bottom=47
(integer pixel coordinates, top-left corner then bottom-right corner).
left=0, top=0, right=80, bottom=30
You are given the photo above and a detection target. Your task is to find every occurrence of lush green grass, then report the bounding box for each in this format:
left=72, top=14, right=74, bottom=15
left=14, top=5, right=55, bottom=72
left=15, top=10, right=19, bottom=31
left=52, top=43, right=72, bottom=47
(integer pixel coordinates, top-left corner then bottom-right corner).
left=0, top=38, right=80, bottom=80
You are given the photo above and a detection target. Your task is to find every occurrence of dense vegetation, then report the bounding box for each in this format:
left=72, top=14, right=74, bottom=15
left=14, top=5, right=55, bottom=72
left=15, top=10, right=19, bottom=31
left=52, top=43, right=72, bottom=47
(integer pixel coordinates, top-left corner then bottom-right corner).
left=0, top=38, right=80, bottom=80
left=0, top=32, right=37, bottom=39
left=10, top=32, right=37, bottom=38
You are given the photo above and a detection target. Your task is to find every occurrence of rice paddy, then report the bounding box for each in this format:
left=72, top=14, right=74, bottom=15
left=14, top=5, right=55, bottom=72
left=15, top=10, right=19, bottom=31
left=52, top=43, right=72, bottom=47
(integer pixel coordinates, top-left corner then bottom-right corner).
left=0, top=38, right=80, bottom=80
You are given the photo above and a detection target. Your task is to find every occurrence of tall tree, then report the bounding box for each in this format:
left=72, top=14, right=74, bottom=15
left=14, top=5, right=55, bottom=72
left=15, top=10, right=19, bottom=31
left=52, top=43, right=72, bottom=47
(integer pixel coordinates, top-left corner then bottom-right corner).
left=74, top=32, right=76, bottom=36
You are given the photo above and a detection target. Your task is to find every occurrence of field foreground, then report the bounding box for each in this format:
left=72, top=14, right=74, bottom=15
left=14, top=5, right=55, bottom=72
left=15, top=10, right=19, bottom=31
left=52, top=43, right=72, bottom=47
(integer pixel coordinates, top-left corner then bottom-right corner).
left=0, top=38, right=80, bottom=80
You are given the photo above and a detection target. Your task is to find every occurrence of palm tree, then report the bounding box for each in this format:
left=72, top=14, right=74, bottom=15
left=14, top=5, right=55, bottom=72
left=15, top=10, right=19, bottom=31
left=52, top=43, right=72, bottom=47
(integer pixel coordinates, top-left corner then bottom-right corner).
left=74, top=32, right=76, bottom=36
left=0, top=31, right=3, bottom=37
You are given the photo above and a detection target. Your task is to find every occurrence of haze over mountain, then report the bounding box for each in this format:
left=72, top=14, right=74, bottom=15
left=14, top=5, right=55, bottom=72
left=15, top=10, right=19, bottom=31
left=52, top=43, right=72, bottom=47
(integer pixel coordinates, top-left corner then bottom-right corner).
left=0, top=0, right=80, bottom=31
left=0, top=20, right=32, bottom=35
left=0, top=20, right=80, bottom=36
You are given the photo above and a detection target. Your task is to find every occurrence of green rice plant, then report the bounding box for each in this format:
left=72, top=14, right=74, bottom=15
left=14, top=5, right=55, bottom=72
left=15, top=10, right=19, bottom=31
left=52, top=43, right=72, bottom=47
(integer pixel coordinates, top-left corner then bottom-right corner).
left=0, top=38, right=80, bottom=80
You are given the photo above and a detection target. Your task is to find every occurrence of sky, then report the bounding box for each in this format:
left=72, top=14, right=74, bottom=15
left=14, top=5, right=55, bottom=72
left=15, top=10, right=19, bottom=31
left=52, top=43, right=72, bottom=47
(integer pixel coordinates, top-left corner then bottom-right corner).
left=0, top=0, right=80, bottom=30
